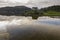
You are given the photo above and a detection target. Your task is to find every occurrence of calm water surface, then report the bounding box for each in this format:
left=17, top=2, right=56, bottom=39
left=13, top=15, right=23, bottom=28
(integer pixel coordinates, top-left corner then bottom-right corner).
left=0, top=16, right=60, bottom=40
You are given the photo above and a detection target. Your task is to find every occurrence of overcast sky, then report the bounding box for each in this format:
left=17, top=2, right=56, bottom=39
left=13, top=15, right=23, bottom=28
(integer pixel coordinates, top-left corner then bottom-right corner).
left=0, top=0, right=60, bottom=8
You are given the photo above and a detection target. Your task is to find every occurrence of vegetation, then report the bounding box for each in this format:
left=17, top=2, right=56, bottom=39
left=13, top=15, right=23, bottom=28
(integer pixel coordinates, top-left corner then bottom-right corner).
left=40, top=5, right=60, bottom=16
left=0, top=5, right=60, bottom=19
left=44, top=11, right=60, bottom=16
left=25, top=7, right=43, bottom=19
left=25, top=5, right=60, bottom=19
left=0, top=6, right=31, bottom=16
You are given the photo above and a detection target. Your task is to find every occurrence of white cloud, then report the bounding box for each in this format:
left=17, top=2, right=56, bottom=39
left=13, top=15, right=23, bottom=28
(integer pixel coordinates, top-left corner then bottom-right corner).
left=0, top=0, right=60, bottom=8
left=0, top=0, right=26, bottom=7
left=25, top=0, right=60, bottom=8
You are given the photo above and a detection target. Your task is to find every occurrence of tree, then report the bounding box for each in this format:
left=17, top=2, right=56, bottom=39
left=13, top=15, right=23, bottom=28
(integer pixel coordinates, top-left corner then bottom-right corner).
left=25, top=7, right=43, bottom=19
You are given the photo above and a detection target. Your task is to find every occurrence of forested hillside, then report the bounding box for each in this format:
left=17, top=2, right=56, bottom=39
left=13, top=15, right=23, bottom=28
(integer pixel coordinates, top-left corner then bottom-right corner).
left=40, top=5, right=60, bottom=16
left=0, top=6, right=31, bottom=16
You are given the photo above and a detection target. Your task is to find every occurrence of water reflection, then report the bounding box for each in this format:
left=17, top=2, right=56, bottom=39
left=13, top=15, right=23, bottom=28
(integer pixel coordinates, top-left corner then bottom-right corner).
left=0, top=16, right=60, bottom=40
left=36, top=17, right=60, bottom=25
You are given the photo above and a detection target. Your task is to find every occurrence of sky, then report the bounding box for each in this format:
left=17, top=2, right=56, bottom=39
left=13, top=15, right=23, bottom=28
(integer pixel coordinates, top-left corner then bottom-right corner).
left=0, top=0, right=60, bottom=8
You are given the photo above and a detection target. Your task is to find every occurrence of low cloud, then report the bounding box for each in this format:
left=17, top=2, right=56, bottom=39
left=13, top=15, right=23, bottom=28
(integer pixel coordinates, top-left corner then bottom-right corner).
left=26, top=0, right=60, bottom=8
left=0, top=0, right=60, bottom=8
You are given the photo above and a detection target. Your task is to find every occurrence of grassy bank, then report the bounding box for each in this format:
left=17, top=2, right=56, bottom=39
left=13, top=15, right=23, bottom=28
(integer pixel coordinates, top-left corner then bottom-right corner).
left=43, top=11, right=60, bottom=16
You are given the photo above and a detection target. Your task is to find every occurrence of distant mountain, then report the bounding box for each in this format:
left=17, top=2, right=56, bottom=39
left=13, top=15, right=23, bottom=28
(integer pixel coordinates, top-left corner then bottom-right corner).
left=0, top=6, right=32, bottom=16
left=40, top=5, right=60, bottom=12
left=0, top=5, right=60, bottom=16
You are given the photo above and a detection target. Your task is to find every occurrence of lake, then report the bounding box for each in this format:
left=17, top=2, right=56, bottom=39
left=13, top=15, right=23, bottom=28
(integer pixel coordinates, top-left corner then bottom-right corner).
left=0, top=16, right=60, bottom=40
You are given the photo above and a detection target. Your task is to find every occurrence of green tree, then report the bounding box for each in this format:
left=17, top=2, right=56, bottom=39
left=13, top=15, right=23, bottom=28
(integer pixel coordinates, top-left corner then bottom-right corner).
left=25, top=7, right=43, bottom=19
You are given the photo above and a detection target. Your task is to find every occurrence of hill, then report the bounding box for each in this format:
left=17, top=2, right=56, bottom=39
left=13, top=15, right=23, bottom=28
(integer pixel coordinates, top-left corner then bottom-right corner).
left=40, top=5, right=60, bottom=16
left=0, top=6, right=31, bottom=16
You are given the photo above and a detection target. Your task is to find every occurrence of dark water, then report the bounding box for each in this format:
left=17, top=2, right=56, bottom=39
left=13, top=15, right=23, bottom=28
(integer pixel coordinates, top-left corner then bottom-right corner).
left=0, top=16, right=60, bottom=40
